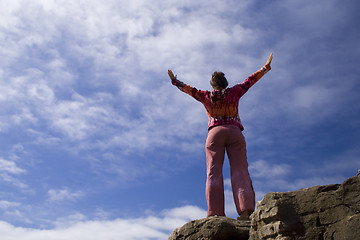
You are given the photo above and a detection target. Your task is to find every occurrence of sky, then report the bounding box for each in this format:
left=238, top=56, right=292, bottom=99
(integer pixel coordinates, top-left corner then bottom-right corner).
left=0, top=0, right=359, bottom=239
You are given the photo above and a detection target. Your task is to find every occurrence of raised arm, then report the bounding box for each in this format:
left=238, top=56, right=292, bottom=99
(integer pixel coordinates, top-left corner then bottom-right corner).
left=234, top=53, right=273, bottom=95
left=168, top=69, right=206, bottom=102
left=248, top=52, right=272, bottom=86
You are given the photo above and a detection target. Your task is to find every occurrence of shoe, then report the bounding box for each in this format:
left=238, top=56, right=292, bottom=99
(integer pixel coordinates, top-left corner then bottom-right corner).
left=237, top=209, right=253, bottom=221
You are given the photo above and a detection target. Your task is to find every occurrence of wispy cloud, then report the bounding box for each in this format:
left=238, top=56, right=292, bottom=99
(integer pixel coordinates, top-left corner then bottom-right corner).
left=0, top=201, right=20, bottom=210
left=0, top=158, right=27, bottom=188
left=249, top=160, right=291, bottom=179
left=47, top=188, right=84, bottom=202
left=1, top=0, right=265, bottom=188
left=0, top=0, right=359, bottom=236
left=0, top=158, right=26, bottom=175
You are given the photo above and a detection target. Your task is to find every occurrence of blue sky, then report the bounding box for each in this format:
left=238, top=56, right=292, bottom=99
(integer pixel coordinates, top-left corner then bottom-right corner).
left=0, top=0, right=359, bottom=239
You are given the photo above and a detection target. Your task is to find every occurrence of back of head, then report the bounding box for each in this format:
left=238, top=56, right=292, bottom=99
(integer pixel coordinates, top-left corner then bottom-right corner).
left=210, top=72, right=228, bottom=90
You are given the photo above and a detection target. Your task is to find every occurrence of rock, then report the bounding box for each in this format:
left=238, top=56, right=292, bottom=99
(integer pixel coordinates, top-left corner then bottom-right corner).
left=168, top=173, right=360, bottom=240
left=249, top=174, right=360, bottom=240
left=168, top=216, right=251, bottom=240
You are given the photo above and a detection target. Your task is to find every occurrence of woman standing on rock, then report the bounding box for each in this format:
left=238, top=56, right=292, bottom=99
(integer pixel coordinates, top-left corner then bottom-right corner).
left=168, top=53, right=272, bottom=220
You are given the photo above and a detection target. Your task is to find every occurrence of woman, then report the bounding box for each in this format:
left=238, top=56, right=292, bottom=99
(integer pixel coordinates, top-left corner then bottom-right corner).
left=168, top=53, right=273, bottom=220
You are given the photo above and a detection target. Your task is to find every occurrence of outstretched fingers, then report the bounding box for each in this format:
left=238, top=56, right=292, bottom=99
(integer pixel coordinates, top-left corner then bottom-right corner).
left=168, top=69, right=177, bottom=81
left=266, top=53, right=273, bottom=66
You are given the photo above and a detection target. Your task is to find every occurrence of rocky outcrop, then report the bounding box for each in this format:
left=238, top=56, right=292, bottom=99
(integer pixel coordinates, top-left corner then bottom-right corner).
left=249, top=174, right=360, bottom=240
left=169, top=173, right=360, bottom=240
left=168, top=216, right=250, bottom=240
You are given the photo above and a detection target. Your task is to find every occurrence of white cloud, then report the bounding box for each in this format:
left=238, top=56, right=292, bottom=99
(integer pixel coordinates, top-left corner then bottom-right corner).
left=161, top=205, right=206, bottom=221
left=0, top=173, right=28, bottom=189
left=0, top=205, right=206, bottom=240
left=0, top=201, right=20, bottom=210
left=0, top=158, right=26, bottom=175
left=0, top=158, right=27, bottom=188
left=0, top=0, right=262, bottom=158
left=249, top=152, right=359, bottom=195
left=286, top=176, right=345, bottom=191
left=47, top=187, right=84, bottom=202
left=249, top=160, right=291, bottom=179
left=53, top=213, right=88, bottom=228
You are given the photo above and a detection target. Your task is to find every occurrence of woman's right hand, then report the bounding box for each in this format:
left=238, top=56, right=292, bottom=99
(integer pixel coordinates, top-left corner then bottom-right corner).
left=266, top=53, right=273, bottom=67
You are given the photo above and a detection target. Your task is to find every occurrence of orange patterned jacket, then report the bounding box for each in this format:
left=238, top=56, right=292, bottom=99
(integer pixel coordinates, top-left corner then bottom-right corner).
left=172, top=65, right=271, bottom=130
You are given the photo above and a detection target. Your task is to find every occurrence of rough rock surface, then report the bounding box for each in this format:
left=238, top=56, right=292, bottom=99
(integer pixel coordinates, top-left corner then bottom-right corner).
left=249, top=173, right=360, bottom=240
left=168, top=216, right=251, bottom=240
left=168, top=173, right=360, bottom=240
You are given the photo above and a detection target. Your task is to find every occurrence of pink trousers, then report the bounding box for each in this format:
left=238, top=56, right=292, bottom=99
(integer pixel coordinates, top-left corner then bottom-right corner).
left=205, top=125, right=255, bottom=216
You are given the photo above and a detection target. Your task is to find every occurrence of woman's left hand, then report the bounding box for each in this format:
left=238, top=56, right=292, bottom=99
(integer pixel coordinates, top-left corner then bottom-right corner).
left=168, top=69, right=177, bottom=81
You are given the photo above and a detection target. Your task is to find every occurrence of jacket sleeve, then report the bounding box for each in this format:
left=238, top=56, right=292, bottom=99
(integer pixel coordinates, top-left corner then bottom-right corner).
left=171, top=78, right=206, bottom=103
left=232, top=64, right=271, bottom=97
